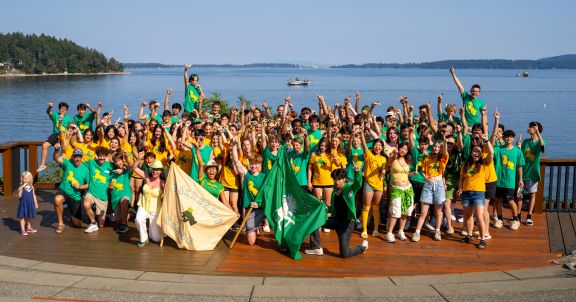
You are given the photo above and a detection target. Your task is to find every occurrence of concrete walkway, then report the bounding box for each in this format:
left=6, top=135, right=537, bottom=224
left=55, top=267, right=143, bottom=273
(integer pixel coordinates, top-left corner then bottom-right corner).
left=0, top=255, right=575, bottom=301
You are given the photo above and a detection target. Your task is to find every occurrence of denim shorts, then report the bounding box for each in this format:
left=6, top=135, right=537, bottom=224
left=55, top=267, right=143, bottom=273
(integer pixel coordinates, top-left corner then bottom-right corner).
left=245, top=207, right=265, bottom=233
left=461, top=191, right=486, bottom=207
left=420, top=179, right=446, bottom=205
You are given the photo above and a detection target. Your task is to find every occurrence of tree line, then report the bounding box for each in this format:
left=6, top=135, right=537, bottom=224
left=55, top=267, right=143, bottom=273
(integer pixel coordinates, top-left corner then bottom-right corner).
left=0, top=32, right=123, bottom=74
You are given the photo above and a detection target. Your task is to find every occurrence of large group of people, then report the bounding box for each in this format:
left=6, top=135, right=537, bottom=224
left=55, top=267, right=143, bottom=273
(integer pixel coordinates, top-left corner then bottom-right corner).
left=18, top=65, right=545, bottom=256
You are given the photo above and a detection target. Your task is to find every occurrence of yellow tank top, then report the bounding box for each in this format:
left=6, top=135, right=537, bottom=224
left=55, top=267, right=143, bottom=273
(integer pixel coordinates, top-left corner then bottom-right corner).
left=139, top=183, right=162, bottom=213
left=390, top=159, right=410, bottom=184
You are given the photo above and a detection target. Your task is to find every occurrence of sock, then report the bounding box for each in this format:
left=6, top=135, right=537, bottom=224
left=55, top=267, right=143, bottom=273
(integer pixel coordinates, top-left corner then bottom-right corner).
left=361, top=206, right=370, bottom=234
left=527, top=214, right=532, bottom=219
left=371, top=205, right=380, bottom=231
left=497, top=215, right=503, bottom=221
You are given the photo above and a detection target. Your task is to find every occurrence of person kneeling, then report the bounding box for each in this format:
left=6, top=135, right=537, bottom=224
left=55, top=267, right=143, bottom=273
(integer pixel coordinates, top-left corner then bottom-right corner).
left=306, top=166, right=368, bottom=258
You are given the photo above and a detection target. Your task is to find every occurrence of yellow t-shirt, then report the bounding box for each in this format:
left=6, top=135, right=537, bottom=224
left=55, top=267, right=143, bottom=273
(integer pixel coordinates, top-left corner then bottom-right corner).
left=422, top=153, right=449, bottom=178
left=364, top=150, right=387, bottom=189
left=59, top=133, right=74, bottom=159
left=78, top=141, right=97, bottom=162
left=483, top=145, right=497, bottom=183
left=220, top=145, right=239, bottom=189
left=310, top=153, right=346, bottom=186
left=461, top=163, right=488, bottom=192
left=173, top=148, right=192, bottom=175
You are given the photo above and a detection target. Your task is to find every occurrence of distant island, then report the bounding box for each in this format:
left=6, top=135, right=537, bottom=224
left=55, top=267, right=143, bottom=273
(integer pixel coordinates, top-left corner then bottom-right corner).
left=331, top=55, right=576, bottom=69
left=0, top=33, right=123, bottom=75
left=123, top=63, right=301, bottom=68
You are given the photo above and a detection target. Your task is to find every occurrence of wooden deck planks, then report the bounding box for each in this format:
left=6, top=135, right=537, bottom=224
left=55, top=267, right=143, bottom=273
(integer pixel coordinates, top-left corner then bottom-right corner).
left=0, top=189, right=557, bottom=277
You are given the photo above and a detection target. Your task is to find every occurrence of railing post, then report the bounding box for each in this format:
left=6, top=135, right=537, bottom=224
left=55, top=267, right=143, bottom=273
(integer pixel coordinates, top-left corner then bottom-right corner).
left=2, top=148, right=13, bottom=197
left=28, top=143, right=38, bottom=177
left=535, top=163, right=545, bottom=213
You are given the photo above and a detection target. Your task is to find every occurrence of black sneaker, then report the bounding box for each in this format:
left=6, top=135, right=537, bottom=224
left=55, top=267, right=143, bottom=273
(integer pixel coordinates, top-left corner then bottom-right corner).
left=116, top=224, right=129, bottom=234
left=460, top=235, right=472, bottom=243
left=477, top=240, right=487, bottom=249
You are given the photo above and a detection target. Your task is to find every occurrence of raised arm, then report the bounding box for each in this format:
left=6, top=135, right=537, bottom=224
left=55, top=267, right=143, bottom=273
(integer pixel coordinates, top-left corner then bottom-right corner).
left=426, top=101, right=438, bottom=133
left=53, top=142, right=64, bottom=165
left=96, top=100, right=103, bottom=126
left=138, top=101, right=148, bottom=121
left=354, top=90, right=360, bottom=113
left=437, top=94, right=443, bottom=119
left=482, top=138, right=494, bottom=165
left=231, top=138, right=247, bottom=178
left=163, top=88, right=172, bottom=112
left=460, top=107, right=468, bottom=135
left=449, top=66, right=465, bottom=95
left=184, top=64, right=190, bottom=87
left=46, top=102, right=53, bottom=117
left=132, top=152, right=146, bottom=179
left=490, top=109, right=500, bottom=146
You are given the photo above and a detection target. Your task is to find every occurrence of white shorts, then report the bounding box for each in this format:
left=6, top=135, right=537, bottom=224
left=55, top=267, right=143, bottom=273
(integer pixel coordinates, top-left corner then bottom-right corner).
left=524, top=180, right=538, bottom=194
left=389, top=185, right=414, bottom=219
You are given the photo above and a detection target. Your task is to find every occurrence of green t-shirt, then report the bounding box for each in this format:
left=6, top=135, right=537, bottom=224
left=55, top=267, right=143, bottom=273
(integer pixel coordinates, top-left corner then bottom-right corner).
left=521, top=138, right=545, bottom=181
left=346, top=146, right=364, bottom=179
left=494, top=146, right=525, bottom=189
left=461, top=91, right=485, bottom=127
left=110, top=168, right=133, bottom=208
left=307, top=129, right=322, bottom=152
left=409, top=146, right=427, bottom=183
left=200, top=177, right=224, bottom=199
left=190, top=145, right=213, bottom=182
left=243, top=172, right=266, bottom=208
left=288, top=148, right=310, bottom=186
left=58, top=159, right=89, bottom=201
left=74, top=111, right=95, bottom=134
left=87, top=159, right=113, bottom=201
left=184, top=84, right=201, bottom=113
left=170, top=116, right=181, bottom=124
left=146, top=113, right=162, bottom=123
left=50, top=112, right=73, bottom=134
left=263, top=145, right=285, bottom=175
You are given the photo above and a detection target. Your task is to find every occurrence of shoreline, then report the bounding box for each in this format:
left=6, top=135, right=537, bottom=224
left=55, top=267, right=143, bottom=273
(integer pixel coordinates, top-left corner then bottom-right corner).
left=0, top=71, right=129, bottom=78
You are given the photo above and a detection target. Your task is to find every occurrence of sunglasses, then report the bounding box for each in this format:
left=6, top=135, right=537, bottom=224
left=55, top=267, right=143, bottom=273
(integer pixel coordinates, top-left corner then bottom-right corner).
left=447, top=142, right=455, bottom=146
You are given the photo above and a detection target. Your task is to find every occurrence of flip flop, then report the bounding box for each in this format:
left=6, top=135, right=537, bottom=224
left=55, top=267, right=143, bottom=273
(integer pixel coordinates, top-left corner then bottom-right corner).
left=55, top=224, right=65, bottom=234
left=27, top=228, right=37, bottom=233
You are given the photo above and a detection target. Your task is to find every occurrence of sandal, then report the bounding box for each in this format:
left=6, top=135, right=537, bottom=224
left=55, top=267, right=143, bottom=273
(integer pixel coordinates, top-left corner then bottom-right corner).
left=21, top=230, right=28, bottom=236
left=27, top=228, right=37, bottom=234
left=55, top=224, right=65, bottom=234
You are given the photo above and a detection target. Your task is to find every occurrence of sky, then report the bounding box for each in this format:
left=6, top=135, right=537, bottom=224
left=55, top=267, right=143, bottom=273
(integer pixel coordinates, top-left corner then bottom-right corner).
left=2, top=0, right=575, bottom=65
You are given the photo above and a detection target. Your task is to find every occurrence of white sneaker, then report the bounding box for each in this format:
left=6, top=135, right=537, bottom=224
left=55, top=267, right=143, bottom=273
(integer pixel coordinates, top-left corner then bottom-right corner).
left=424, top=222, right=434, bottom=231
left=494, top=219, right=503, bottom=228
left=510, top=220, right=520, bottom=230
left=461, top=230, right=469, bottom=236
left=385, top=232, right=396, bottom=243
left=322, top=228, right=331, bottom=233
left=397, top=230, right=408, bottom=241
left=433, top=229, right=442, bottom=241
left=526, top=218, right=534, bottom=226
left=477, top=234, right=492, bottom=240
left=491, top=215, right=498, bottom=222
left=446, top=227, right=455, bottom=235
left=84, top=223, right=98, bottom=233
left=36, top=165, right=47, bottom=172
left=451, top=214, right=457, bottom=221
left=411, top=231, right=421, bottom=242
left=263, top=225, right=271, bottom=233
left=304, top=247, right=323, bottom=255
left=362, top=240, right=369, bottom=253
left=372, top=230, right=380, bottom=237
left=457, top=217, right=464, bottom=223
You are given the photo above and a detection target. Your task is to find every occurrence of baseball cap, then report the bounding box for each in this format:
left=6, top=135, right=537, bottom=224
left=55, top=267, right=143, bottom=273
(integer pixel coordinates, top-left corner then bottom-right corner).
left=72, top=149, right=83, bottom=157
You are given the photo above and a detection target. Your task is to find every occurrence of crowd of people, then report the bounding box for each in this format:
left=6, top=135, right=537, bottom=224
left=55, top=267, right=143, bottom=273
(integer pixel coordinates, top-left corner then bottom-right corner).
left=17, top=65, right=545, bottom=256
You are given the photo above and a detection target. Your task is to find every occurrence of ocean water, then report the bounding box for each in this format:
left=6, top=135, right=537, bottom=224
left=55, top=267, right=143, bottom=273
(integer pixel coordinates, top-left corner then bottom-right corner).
left=0, top=67, right=574, bottom=158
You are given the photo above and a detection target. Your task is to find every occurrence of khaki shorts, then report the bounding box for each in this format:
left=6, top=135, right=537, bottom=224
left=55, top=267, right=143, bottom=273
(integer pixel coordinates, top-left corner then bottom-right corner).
left=85, top=193, right=108, bottom=216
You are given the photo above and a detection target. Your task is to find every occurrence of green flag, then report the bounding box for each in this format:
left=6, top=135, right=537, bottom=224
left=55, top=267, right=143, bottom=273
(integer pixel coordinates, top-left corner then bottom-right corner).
left=255, top=149, right=328, bottom=260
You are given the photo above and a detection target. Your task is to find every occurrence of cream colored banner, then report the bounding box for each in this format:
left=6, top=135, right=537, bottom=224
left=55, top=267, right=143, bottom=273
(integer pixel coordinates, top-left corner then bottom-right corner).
left=157, top=163, right=239, bottom=251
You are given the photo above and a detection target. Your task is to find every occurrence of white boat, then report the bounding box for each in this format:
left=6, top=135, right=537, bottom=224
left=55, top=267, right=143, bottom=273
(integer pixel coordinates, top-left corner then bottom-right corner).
left=517, top=71, right=529, bottom=77
left=287, top=77, right=312, bottom=86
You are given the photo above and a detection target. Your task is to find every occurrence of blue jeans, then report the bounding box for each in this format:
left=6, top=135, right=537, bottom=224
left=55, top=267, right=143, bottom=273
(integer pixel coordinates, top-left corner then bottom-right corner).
left=461, top=191, right=486, bottom=207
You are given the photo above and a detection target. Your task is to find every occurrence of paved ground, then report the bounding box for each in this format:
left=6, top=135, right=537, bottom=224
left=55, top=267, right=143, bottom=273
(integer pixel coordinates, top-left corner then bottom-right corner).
left=0, top=255, right=575, bottom=301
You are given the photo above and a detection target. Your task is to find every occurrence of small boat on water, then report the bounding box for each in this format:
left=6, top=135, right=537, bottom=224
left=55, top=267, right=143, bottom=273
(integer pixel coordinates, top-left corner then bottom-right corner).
left=287, top=77, right=312, bottom=86
left=517, top=71, right=529, bottom=77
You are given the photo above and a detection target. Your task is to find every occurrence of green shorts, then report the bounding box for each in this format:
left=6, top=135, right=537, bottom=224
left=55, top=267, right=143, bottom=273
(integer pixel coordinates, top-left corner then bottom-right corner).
left=445, top=178, right=459, bottom=200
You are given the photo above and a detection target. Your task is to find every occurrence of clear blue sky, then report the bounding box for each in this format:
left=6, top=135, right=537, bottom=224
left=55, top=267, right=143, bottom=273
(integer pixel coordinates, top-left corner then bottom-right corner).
left=2, top=0, right=575, bottom=65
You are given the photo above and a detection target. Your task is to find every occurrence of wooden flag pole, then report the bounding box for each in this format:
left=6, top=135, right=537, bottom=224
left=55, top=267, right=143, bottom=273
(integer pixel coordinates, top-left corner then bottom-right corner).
left=229, top=207, right=253, bottom=249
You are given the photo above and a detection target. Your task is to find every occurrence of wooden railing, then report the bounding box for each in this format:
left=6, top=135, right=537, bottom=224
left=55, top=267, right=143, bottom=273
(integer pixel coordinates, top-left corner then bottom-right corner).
left=0, top=141, right=56, bottom=197
left=537, top=158, right=576, bottom=212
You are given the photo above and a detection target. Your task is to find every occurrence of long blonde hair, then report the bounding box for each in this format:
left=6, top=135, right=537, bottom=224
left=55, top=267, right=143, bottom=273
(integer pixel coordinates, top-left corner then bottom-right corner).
left=21, top=171, right=34, bottom=187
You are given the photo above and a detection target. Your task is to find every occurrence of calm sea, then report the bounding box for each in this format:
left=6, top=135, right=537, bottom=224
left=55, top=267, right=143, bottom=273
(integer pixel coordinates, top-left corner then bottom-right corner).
left=0, top=67, right=574, bottom=158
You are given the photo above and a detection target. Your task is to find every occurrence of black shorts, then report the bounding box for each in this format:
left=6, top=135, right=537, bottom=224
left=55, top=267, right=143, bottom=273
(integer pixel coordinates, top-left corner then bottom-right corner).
left=313, top=185, right=332, bottom=189
left=57, top=190, right=82, bottom=219
left=496, top=187, right=515, bottom=201
left=224, top=187, right=239, bottom=193
left=485, top=181, right=497, bottom=199
left=46, top=133, right=59, bottom=145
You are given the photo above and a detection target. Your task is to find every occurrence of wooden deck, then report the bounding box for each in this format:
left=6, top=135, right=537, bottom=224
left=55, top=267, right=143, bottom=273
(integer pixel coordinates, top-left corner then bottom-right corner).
left=546, top=209, right=576, bottom=255
left=0, top=189, right=557, bottom=277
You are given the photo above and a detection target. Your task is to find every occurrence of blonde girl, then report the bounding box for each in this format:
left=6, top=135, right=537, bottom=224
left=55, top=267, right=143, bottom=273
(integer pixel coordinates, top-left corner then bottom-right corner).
left=17, top=171, right=38, bottom=236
